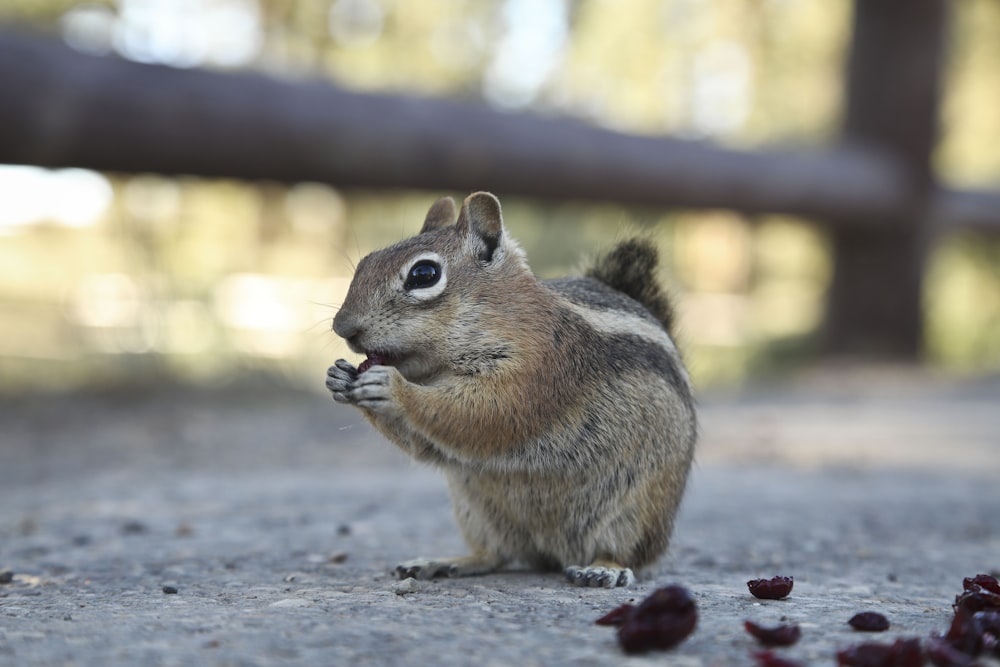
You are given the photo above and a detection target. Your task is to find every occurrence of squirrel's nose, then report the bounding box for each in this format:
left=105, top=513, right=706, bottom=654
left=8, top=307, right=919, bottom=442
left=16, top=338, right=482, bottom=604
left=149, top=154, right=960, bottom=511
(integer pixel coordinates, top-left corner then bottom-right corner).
left=332, top=310, right=362, bottom=342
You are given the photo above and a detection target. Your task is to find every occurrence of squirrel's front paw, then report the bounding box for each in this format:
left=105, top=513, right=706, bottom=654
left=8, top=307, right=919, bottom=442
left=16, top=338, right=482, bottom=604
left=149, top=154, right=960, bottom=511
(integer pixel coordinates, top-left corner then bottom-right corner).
left=327, top=362, right=402, bottom=416
left=326, top=359, right=358, bottom=403
left=351, top=366, right=401, bottom=415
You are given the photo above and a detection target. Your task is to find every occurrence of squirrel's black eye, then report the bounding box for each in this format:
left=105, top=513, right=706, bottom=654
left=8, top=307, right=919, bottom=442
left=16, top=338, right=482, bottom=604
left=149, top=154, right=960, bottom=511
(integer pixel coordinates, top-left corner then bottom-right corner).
left=404, top=260, right=441, bottom=290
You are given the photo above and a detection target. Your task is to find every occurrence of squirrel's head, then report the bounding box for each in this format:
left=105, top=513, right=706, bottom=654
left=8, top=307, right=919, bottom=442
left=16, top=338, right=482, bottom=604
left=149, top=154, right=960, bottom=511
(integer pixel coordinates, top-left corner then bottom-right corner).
left=333, top=192, right=530, bottom=381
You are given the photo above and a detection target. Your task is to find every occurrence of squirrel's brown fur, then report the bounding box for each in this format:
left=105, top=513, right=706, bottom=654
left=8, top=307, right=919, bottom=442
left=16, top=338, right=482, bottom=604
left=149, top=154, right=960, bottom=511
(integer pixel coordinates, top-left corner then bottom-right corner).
left=586, top=238, right=676, bottom=336
left=326, top=192, right=696, bottom=588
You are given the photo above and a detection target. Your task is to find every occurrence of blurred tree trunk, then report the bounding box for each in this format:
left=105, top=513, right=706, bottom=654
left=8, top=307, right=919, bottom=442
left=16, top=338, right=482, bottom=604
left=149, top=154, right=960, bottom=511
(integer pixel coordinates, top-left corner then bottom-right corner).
left=825, top=0, right=947, bottom=359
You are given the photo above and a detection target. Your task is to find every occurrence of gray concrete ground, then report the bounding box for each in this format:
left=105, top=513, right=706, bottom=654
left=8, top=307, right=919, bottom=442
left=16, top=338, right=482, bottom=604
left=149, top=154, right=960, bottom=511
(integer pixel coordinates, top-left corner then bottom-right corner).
left=1, top=369, right=999, bottom=666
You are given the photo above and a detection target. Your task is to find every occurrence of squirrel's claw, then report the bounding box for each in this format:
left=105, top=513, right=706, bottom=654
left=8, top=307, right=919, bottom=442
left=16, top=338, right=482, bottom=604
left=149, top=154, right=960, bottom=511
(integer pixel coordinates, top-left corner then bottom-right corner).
left=565, top=564, right=635, bottom=588
left=395, top=558, right=456, bottom=580
left=396, top=553, right=505, bottom=580
left=334, top=359, right=359, bottom=377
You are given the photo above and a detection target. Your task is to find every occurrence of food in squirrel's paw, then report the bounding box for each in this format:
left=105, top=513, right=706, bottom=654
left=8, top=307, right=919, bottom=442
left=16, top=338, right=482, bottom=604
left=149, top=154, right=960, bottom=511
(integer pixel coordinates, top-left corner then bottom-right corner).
left=357, top=353, right=388, bottom=375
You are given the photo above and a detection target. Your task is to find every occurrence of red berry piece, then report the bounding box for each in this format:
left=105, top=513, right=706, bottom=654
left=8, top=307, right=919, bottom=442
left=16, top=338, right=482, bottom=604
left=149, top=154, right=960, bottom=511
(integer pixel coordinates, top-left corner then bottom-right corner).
left=754, top=649, right=805, bottom=667
left=836, top=638, right=923, bottom=667
left=944, top=607, right=1000, bottom=658
left=849, top=612, right=891, bottom=632
left=613, top=585, right=698, bottom=654
left=595, top=603, right=634, bottom=627
left=955, top=573, right=1000, bottom=620
left=944, top=608, right=979, bottom=655
left=926, top=637, right=979, bottom=667
left=357, top=353, right=388, bottom=375
left=976, top=610, right=1000, bottom=646
left=748, top=576, right=794, bottom=600
left=885, top=638, right=923, bottom=667
left=955, top=587, right=1000, bottom=615
left=963, top=575, right=1000, bottom=596
left=837, top=642, right=891, bottom=667
left=745, top=620, right=802, bottom=646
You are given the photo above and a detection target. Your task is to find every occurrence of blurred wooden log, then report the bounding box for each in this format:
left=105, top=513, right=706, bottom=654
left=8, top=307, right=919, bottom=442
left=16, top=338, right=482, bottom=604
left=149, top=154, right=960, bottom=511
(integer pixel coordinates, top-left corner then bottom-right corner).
left=0, top=29, right=993, bottom=232
left=934, top=190, right=1000, bottom=234
left=1, top=28, right=999, bottom=363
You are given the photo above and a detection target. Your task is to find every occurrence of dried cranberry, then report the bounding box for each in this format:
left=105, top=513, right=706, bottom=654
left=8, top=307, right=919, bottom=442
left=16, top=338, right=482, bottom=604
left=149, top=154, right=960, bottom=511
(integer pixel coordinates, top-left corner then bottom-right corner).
left=944, top=608, right=979, bottom=655
left=944, top=607, right=1000, bottom=658
left=849, top=612, right=891, bottom=632
left=963, top=575, right=1000, bottom=596
left=748, top=576, right=794, bottom=600
left=610, top=585, right=698, bottom=654
left=744, top=620, right=802, bottom=646
left=926, top=637, right=978, bottom=667
left=955, top=587, right=1000, bottom=615
left=924, top=575, right=1000, bottom=666
left=837, top=642, right=893, bottom=667
left=976, top=610, right=1000, bottom=655
left=884, top=638, right=924, bottom=667
left=357, top=353, right=388, bottom=375
left=754, top=649, right=805, bottom=667
left=595, top=602, right=634, bottom=627
left=836, top=638, right=923, bottom=667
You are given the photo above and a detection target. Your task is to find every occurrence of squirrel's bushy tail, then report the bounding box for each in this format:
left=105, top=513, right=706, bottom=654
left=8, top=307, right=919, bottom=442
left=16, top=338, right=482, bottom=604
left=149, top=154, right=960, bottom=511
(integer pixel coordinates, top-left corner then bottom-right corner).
left=586, top=238, right=676, bottom=335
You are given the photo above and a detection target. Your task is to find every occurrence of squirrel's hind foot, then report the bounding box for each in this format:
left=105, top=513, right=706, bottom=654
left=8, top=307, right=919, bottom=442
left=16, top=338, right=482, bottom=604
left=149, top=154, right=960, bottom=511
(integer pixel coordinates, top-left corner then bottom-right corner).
left=395, top=552, right=505, bottom=580
left=565, top=562, right=635, bottom=588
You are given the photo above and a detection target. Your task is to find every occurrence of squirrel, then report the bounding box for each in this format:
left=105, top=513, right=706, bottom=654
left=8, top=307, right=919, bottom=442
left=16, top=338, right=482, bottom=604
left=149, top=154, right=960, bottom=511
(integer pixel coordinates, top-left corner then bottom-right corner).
left=326, top=192, right=696, bottom=588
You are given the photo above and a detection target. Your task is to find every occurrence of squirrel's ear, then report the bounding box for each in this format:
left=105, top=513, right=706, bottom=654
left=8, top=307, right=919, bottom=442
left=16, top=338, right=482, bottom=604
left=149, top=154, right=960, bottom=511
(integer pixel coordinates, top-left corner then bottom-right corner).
left=456, top=192, right=504, bottom=263
left=420, top=196, right=457, bottom=233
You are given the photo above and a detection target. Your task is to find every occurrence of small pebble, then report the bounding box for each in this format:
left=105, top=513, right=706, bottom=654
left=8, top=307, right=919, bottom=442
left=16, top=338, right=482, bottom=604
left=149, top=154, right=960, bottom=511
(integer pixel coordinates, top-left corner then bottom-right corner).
left=162, top=585, right=178, bottom=595
left=270, top=598, right=310, bottom=608
left=122, top=521, right=148, bottom=535
left=393, top=577, right=420, bottom=595
left=329, top=552, right=349, bottom=564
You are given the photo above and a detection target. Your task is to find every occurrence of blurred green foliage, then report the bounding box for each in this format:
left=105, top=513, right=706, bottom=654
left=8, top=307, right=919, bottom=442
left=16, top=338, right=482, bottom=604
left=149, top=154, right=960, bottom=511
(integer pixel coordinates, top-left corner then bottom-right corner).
left=0, top=0, right=998, bottom=395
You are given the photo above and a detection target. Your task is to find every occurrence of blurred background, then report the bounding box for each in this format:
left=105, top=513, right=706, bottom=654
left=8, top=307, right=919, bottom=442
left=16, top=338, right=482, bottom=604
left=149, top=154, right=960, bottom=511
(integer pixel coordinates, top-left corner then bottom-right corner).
left=1, top=0, right=999, bottom=396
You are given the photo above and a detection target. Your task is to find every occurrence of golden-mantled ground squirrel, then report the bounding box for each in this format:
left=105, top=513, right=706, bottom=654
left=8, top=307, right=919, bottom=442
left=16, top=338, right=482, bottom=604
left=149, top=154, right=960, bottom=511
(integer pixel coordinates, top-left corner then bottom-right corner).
left=326, top=192, right=696, bottom=588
